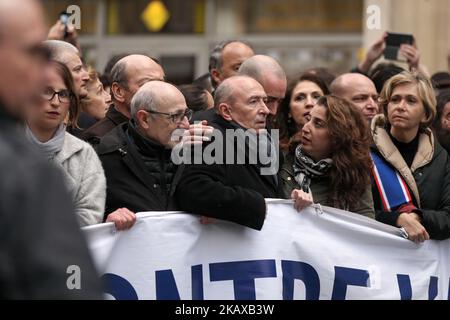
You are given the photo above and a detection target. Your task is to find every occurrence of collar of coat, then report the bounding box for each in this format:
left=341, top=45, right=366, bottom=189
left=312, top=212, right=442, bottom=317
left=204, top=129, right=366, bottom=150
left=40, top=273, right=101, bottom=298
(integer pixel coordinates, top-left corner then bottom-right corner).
left=53, top=131, right=87, bottom=163
left=106, top=104, right=129, bottom=125
left=371, top=114, right=435, bottom=207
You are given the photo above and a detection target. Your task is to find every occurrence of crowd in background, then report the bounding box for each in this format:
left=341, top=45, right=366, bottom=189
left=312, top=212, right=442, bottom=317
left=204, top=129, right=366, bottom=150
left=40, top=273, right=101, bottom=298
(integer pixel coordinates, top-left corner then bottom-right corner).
left=1, top=0, right=450, bottom=298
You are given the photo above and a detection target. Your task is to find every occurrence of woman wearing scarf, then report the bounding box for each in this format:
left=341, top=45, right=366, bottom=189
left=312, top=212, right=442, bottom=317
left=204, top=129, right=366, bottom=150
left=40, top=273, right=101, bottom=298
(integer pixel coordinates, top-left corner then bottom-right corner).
left=25, top=61, right=106, bottom=227
left=371, top=71, right=450, bottom=243
left=281, top=95, right=375, bottom=218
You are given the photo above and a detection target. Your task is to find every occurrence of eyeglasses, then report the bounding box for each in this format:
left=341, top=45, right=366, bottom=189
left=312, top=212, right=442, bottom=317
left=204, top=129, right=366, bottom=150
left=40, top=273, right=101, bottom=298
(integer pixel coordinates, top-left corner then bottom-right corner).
left=42, top=88, right=71, bottom=103
left=145, top=108, right=193, bottom=123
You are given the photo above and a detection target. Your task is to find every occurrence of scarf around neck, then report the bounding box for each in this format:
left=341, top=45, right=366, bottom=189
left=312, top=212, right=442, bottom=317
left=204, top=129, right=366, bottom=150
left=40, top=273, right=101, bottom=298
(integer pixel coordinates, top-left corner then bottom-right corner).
left=293, top=145, right=333, bottom=193
left=25, top=123, right=66, bottom=160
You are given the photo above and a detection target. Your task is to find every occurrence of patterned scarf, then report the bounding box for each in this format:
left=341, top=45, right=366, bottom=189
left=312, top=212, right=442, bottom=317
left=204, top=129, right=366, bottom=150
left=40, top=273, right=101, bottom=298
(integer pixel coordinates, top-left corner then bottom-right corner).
left=293, top=145, right=333, bottom=192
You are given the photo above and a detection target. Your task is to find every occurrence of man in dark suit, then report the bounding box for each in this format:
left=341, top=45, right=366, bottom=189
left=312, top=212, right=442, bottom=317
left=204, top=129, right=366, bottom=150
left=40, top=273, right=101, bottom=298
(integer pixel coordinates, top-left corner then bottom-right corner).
left=176, top=76, right=285, bottom=230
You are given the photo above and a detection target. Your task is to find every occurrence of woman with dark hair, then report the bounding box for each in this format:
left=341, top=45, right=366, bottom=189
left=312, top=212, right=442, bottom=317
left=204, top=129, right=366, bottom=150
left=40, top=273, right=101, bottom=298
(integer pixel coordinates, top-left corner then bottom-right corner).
left=274, top=73, right=330, bottom=153
left=371, top=71, right=450, bottom=242
left=282, top=95, right=374, bottom=218
left=24, top=60, right=106, bottom=227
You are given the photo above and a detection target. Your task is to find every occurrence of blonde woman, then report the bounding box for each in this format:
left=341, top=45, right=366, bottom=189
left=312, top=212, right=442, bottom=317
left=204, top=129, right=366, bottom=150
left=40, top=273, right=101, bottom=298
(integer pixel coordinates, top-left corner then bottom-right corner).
left=371, top=71, right=450, bottom=242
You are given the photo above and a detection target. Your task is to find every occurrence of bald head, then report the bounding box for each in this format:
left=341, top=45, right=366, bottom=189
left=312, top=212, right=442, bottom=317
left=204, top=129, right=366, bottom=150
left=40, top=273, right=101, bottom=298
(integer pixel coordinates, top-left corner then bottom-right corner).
left=131, top=81, right=184, bottom=119
left=330, top=73, right=379, bottom=121
left=214, top=76, right=247, bottom=108
left=110, top=54, right=165, bottom=117
left=116, top=54, right=164, bottom=82
left=238, top=55, right=285, bottom=83
left=238, top=55, right=287, bottom=115
left=0, top=0, right=47, bottom=114
left=131, top=80, right=189, bottom=148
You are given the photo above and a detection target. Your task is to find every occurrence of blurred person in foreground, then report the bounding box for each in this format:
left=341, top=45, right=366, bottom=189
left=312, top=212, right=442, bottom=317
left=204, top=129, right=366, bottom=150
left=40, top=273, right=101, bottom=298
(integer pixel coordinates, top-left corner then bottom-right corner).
left=0, top=0, right=102, bottom=298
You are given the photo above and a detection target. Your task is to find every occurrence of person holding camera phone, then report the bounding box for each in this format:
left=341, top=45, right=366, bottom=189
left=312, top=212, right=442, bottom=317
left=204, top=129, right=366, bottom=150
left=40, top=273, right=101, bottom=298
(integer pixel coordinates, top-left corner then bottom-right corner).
left=355, top=31, right=423, bottom=76
left=47, top=12, right=81, bottom=53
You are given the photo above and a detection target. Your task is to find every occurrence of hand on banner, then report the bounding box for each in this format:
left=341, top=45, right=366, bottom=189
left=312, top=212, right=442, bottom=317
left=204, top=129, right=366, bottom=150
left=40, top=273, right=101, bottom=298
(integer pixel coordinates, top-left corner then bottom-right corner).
left=291, top=189, right=314, bottom=212
left=200, top=216, right=216, bottom=224
left=397, top=212, right=429, bottom=243
left=181, top=120, right=214, bottom=146
left=106, top=207, right=137, bottom=231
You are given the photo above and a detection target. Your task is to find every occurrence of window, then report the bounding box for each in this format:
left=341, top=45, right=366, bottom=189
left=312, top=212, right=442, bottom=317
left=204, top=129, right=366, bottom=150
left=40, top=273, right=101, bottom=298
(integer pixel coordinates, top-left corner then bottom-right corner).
left=239, top=0, right=363, bottom=33
left=106, top=0, right=205, bottom=34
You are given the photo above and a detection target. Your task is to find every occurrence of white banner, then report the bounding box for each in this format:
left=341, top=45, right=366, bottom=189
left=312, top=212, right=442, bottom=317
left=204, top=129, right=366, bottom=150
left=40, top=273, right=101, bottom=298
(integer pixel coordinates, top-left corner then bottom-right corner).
left=83, top=200, right=450, bottom=300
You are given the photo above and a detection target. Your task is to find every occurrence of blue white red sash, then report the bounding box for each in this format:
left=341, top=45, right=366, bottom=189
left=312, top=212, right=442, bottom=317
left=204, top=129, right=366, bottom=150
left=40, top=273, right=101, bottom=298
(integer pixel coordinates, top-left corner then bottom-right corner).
left=370, top=151, right=413, bottom=212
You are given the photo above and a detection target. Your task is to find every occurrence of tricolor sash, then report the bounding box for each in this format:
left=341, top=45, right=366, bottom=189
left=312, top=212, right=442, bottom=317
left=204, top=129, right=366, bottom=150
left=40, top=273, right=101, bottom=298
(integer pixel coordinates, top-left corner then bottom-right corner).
left=371, top=151, right=413, bottom=212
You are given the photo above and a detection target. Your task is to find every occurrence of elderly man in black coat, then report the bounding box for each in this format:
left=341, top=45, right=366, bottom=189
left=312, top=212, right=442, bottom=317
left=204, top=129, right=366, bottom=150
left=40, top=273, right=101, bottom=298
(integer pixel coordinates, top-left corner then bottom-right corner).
left=97, top=81, right=212, bottom=218
left=176, top=76, right=286, bottom=230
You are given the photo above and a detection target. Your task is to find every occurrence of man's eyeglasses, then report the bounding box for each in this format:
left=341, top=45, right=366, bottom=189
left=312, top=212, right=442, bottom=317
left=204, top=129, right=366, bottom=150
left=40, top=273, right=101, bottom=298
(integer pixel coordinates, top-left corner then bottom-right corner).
left=42, top=88, right=72, bottom=103
left=145, top=108, right=193, bottom=123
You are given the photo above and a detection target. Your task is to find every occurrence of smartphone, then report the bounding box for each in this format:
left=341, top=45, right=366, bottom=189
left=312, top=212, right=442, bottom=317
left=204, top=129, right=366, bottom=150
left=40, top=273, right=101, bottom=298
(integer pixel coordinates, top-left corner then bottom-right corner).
left=384, top=32, right=414, bottom=61
left=59, top=11, right=69, bottom=38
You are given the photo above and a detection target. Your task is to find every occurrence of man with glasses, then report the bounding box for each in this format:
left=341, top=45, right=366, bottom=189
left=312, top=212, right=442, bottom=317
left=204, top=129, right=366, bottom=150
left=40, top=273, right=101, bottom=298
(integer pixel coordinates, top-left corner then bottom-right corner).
left=96, top=81, right=212, bottom=216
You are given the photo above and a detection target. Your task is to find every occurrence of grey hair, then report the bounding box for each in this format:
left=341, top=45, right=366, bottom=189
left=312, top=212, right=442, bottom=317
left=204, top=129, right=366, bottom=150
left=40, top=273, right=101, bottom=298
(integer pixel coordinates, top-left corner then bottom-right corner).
left=130, top=87, right=157, bottom=121
left=42, top=40, right=79, bottom=63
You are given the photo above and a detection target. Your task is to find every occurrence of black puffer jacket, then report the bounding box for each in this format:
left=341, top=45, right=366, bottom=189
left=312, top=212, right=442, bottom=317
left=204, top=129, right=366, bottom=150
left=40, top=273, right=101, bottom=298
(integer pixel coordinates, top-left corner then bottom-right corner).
left=96, top=122, right=182, bottom=217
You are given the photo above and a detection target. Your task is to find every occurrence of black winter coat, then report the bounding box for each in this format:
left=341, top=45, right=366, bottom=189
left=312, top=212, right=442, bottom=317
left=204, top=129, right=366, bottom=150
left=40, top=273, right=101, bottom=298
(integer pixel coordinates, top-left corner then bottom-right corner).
left=81, top=105, right=128, bottom=145
left=175, top=113, right=285, bottom=230
left=96, top=122, right=182, bottom=217
left=371, top=115, right=450, bottom=239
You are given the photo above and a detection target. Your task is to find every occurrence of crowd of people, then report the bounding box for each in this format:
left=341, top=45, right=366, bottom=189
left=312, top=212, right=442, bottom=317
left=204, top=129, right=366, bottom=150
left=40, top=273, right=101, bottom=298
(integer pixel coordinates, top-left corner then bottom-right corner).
left=1, top=0, right=450, bottom=298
